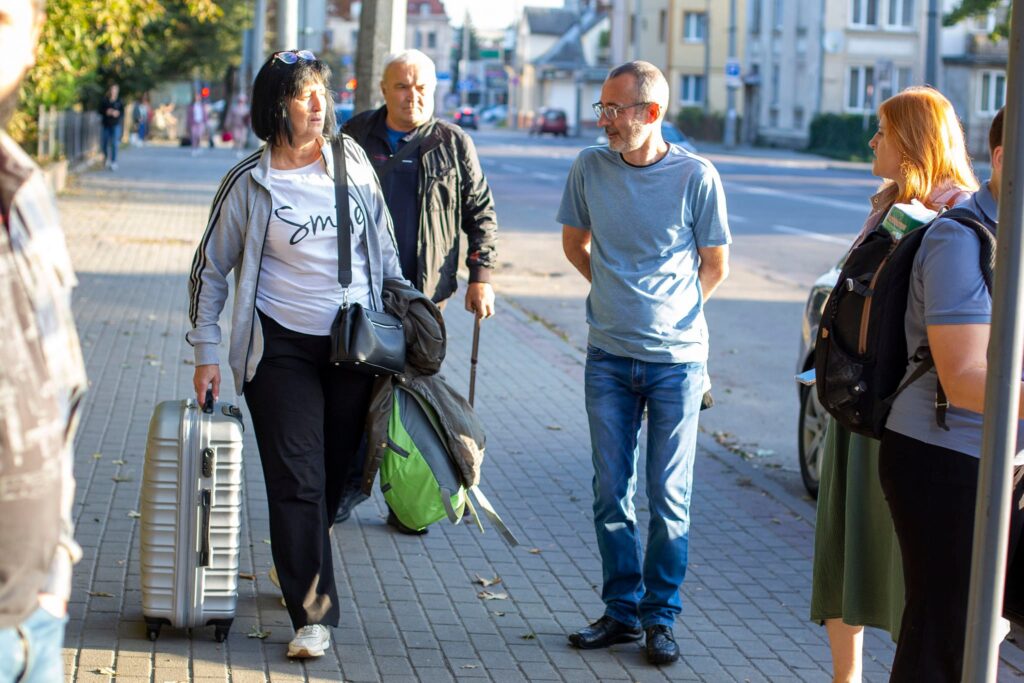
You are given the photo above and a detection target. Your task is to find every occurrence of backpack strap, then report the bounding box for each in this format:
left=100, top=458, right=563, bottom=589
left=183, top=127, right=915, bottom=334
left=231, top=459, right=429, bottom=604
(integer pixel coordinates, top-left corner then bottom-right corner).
left=468, top=486, right=519, bottom=547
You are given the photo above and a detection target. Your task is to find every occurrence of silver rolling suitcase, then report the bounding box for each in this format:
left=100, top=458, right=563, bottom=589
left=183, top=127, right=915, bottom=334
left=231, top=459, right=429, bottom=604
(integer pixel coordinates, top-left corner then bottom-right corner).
left=141, top=391, right=244, bottom=642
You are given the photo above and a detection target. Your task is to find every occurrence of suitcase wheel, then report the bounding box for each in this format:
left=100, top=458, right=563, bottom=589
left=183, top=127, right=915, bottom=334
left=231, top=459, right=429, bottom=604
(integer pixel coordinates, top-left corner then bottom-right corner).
left=210, top=619, right=233, bottom=643
left=145, top=620, right=162, bottom=641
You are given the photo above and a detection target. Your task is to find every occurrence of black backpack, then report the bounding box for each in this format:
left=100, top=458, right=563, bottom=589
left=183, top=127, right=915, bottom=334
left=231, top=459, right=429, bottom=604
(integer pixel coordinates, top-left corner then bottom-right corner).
left=814, top=207, right=995, bottom=439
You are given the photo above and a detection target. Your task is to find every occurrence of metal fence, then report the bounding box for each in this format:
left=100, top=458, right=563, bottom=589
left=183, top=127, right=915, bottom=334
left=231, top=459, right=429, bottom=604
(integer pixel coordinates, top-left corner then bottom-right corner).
left=36, top=106, right=101, bottom=165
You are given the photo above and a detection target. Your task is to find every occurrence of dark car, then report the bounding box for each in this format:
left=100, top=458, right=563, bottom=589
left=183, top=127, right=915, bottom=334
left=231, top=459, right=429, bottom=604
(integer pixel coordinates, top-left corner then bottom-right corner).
left=530, top=108, right=568, bottom=136
left=795, top=266, right=840, bottom=497
left=454, top=107, right=477, bottom=130
left=596, top=122, right=697, bottom=153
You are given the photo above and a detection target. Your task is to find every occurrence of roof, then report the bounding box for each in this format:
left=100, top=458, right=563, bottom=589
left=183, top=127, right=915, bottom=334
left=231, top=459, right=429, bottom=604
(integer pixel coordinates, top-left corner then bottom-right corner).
left=533, top=9, right=607, bottom=69
left=407, top=0, right=447, bottom=17
left=524, top=7, right=578, bottom=36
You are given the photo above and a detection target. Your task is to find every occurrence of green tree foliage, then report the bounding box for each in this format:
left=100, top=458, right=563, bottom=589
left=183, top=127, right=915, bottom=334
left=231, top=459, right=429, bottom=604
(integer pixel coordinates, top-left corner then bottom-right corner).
left=945, top=0, right=1011, bottom=39
left=12, top=0, right=244, bottom=146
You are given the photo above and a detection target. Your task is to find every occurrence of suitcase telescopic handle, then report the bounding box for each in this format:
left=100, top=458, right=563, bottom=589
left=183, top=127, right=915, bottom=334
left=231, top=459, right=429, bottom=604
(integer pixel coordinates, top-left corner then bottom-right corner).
left=202, top=389, right=214, bottom=414
left=199, top=489, right=212, bottom=567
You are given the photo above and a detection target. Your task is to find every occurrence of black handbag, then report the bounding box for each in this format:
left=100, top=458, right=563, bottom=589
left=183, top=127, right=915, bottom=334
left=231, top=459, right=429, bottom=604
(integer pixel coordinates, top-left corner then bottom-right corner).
left=328, top=135, right=406, bottom=376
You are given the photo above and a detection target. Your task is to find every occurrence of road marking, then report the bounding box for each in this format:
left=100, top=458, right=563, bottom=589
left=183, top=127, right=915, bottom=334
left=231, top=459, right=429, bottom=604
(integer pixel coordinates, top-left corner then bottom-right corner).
left=502, top=164, right=526, bottom=173
left=772, top=224, right=852, bottom=246
left=729, top=214, right=748, bottom=223
left=730, top=182, right=865, bottom=212
left=532, top=172, right=560, bottom=181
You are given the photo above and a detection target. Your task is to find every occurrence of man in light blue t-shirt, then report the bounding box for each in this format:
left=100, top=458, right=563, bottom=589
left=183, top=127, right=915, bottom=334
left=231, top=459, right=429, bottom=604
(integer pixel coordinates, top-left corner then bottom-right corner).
left=558, top=60, right=731, bottom=666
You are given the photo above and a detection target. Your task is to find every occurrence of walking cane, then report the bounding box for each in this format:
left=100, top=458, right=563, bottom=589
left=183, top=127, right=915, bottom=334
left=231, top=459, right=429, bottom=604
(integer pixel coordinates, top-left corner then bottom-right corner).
left=469, top=314, right=482, bottom=407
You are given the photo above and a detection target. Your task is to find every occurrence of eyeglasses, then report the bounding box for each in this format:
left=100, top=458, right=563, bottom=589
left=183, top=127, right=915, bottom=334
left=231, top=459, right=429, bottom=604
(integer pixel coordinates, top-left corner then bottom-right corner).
left=592, top=101, right=651, bottom=120
left=273, top=50, right=317, bottom=65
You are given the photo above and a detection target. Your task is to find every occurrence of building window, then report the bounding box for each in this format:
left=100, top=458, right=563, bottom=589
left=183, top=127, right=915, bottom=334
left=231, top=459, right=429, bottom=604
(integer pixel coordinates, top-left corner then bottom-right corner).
left=794, top=106, right=805, bottom=129
left=771, top=64, right=780, bottom=105
left=773, top=0, right=784, bottom=29
left=683, top=12, right=706, bottom=41
left=414, top=30, right=422, bottom=48
left=769, top=108, right=779, bottom=128
left=979, top=70, right=1007, bottom=114
left=679, top=75, right=705, bottom=105
left=970, top=10, right=997, bottom=33
left=659, top=9, right=667, bottom=42
left=887, top=0, right=914, bottom=27
left=427, top=31, right=437, bottom=48
left=420, top=3, right=431, bottom=15
left=878, top=65, right=913, bottom=101
left=847, top=66, right=877, bottom=112
left=851, top=0, right=879, bottom=27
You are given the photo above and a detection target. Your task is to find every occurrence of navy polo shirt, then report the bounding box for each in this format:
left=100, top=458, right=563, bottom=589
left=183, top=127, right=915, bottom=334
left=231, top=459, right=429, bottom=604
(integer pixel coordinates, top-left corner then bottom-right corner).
left=372, top=124, right=421, bottom=283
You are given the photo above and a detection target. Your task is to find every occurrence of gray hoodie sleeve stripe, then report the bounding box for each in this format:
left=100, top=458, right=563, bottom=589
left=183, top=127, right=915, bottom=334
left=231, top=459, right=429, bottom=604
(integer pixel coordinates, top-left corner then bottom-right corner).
left=187, top=156, right=260, bottom=328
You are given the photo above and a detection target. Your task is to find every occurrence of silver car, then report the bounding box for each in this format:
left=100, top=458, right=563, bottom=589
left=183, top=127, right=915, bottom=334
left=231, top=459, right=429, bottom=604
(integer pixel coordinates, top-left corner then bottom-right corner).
left=795, top=266, right=839, bottom=497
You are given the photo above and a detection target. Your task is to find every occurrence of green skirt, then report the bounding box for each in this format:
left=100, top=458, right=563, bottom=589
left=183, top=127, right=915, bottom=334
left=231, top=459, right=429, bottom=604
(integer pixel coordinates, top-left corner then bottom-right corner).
left=810, top=419, right=904, bottom=638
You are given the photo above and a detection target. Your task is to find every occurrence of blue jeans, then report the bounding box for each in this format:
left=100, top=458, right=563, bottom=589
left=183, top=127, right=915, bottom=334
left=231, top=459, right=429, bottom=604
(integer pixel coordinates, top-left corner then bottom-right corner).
left=100, top=123, right=121, bottom=163
left=0, top=606, right=66, bottom=683
left=584, top=345, right=704, bottom=628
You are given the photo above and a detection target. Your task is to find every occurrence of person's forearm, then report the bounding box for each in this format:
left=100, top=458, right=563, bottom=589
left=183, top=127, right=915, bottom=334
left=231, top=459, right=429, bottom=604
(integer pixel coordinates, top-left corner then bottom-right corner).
left=698, top=263, right=728, bottom=301
left=566, top=246, right=592, bottom=282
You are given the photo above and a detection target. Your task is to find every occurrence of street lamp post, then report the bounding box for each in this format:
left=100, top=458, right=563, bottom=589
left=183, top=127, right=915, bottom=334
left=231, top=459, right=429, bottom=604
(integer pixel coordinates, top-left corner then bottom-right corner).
left=723, top=0, right=738, bottom=148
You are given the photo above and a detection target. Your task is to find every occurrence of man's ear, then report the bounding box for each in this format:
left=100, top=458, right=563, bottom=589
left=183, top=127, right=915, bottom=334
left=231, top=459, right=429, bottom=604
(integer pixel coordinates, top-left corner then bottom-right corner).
left=993, top=144, right=1004, bottom=177
left=647, top=103, right=661, bottom=124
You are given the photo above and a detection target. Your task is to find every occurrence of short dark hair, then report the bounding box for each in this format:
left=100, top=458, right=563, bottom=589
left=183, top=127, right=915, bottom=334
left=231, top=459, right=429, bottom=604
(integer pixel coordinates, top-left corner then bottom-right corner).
left=989, top=107, right=1005, bottom=154
left=251, top=51, right=336, bottom=145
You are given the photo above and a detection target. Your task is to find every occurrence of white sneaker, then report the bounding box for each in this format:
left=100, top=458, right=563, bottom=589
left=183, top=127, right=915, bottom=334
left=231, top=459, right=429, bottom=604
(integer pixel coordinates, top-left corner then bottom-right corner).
left=287, top=624, right=330, bottom=658
left=110, top=162, right=118, bottom=171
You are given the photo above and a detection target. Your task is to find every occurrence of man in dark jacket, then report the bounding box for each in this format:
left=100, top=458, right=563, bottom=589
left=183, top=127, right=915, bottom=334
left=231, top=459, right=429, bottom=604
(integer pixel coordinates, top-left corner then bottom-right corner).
left=339, top=49, right=498, bottom=533
left=98, top=83, right=124, bottom=170
left=343, top=49, right=497, bottom=317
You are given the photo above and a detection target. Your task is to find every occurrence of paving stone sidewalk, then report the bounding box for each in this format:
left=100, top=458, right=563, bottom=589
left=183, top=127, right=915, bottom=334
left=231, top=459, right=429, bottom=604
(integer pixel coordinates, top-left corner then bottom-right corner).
left=54, top=144, right=1021, bottom=682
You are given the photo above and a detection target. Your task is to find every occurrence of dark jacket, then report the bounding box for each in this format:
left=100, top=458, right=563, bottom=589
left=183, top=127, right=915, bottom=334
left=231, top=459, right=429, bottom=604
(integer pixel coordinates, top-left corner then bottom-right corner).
left=360, top=280, right=486, bottom=495
left=344, top=107, right=498, bottom=303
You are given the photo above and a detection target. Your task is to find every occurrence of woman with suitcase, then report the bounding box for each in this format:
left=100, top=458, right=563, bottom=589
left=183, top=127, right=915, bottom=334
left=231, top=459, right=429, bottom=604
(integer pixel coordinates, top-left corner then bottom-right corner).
left=186, top=50, right=406, bottom=659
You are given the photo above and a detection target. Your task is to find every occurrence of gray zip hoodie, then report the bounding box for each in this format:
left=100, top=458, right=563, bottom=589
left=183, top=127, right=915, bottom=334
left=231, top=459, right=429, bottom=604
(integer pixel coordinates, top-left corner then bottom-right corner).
left=187, top=135, right=406, bottom=393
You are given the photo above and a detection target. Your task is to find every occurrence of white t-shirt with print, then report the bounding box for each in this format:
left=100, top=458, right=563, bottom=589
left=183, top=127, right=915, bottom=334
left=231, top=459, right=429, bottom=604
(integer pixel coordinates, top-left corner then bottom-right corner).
left=256, top=158, right=371, bottom=335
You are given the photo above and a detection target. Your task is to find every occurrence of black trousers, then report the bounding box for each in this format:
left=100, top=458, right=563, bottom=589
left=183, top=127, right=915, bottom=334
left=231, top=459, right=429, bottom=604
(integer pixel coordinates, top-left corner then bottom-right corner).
left=244, top=311, right=374, bottom=629
left=879, top=429, right=1024, bottom=683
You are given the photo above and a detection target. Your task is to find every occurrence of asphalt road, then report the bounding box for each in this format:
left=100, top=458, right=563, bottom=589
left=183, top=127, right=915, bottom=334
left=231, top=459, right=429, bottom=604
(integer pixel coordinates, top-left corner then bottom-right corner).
left=464, top=127, right=892, bottom=500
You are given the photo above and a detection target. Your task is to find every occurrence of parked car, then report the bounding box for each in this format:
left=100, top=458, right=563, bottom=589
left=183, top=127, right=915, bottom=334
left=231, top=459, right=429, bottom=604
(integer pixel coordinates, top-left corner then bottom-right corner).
left=595, top=121, right=697, bottom=153
left=480, top=104, right=508, bottom=123
left=795, top=266, right=840, bottom=498
left=530, top=108, right=568, bottom=136
left=334, top=103, right=354, bottom=131
left=454, top=107, right=478, bottom=130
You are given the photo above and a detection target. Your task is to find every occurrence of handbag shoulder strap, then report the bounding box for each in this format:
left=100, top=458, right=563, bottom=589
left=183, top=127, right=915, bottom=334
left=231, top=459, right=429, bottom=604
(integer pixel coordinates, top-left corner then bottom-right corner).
left=332, top=135, right=352, bottom=288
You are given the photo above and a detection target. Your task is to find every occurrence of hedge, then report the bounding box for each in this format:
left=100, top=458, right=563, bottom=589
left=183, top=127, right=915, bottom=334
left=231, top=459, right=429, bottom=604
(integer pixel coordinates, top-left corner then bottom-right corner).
left=808, top=113, right=878, bottom=161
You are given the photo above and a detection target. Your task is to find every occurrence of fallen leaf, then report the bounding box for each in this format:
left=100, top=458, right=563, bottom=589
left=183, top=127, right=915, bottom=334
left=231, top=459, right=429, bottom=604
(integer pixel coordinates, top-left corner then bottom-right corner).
left=182, top=358, right=195, bottom=365
left=93, top=667, right=116, bottom=675
left=528, top=548, right=542, bottom=554
left=461, top=664, right=478, bottom=670
left=92, top=452, right=102, bottom=460
left=127, top=511, right=142, bottom=519
left=89, top=591, right=115, bottom=598
left=545, top=425, right=562, bottom=431
left=112, top=459, right=126, bottom=465
left=144, top=354, right=159, bottom=360
left=238, top=573, right=256, bottom=581
left=147, top=315, right=157, bottom=321
left=473, top=574, right=502, bottom=587
left=112, top=476, right=133, bottom=483
left=521, top=633, right=536, bottom=640
left=494, top=611, right=506, bottom=616
left=262, top=539, right=272, bottom=545
left=247, top=625, right=270, bottom=639
left=477, top=590, right=509, bottom=601
left=569, top=496, right=580, bottom=502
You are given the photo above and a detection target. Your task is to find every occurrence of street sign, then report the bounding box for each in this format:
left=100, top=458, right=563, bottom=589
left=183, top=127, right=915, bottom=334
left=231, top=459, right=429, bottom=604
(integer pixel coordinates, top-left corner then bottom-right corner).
left=725, top=58, right=742, bottom=88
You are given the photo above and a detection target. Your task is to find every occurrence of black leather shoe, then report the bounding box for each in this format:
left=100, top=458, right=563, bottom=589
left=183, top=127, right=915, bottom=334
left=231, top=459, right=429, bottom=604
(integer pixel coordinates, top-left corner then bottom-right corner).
left=567, top=616, right=642, bottom=649
left=645, top=625, right=679, bottom=665
left=333, top=486, right=369, bottom=524
left=386, top=508, right=428, bottom=536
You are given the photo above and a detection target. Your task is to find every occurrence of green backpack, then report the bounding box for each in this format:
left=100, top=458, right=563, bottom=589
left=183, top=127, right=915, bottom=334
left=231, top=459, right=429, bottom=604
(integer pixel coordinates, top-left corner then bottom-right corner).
left=379, top=384, right=517, bottom=545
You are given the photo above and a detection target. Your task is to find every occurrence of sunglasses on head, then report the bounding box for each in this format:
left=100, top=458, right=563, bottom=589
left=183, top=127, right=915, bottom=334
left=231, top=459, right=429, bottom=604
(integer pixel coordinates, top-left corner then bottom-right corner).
left=273, top=50, right=317, bottom=65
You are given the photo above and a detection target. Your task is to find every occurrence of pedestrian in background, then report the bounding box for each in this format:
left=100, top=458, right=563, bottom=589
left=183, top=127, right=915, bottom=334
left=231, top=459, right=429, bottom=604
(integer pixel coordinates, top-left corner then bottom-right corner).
left=225, top=92, right=250, bottom=156
left=809, top=86, right=977, bottom=683
left=132, top=92, right=152, bottom=146
left=0, top=0, right=86, bottom=680
left=187, top=91, right=207, bottom=155
left=98, top=82, right=124, bottom=169
left=879, top=107, right=1021, bottom=682
left=338, top=49, right=498, bottom=533
left=559, top=60, right=730, bottom=666
left=187, top=49, right=407, bottom=660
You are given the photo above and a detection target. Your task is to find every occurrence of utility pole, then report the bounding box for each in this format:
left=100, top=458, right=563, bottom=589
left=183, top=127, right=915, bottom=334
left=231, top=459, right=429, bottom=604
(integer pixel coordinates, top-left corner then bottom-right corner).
left=460, top=10, right=472, bottom=107
left=251, top=0, right=266, bottom=80
left=925, top=0, right=941, bottom=87
left=277, top=0, right=299, bottom=50
left=355, top=0, right=406, bottom=113
left=962, top=1, right=1024, bottom=678
left=723, top=0, right=738, bottom=148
